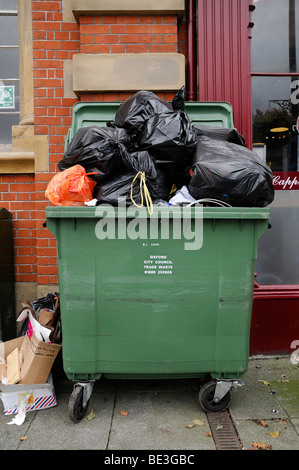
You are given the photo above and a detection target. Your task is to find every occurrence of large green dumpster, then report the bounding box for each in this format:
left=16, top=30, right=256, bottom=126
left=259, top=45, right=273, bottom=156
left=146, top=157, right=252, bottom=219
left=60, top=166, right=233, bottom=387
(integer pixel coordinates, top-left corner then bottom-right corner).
left=46, top=100, right=270, bottom=421
left=46, top=205, right=269, bottom=421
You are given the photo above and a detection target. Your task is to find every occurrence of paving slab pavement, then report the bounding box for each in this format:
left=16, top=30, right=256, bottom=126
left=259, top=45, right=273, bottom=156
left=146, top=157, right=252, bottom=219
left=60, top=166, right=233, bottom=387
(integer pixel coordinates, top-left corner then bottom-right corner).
left=0, top=355, right=298, bottom=453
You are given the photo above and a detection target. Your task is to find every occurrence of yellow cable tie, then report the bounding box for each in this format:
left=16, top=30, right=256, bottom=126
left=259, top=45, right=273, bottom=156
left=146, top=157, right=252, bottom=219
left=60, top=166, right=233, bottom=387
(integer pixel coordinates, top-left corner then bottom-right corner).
left=130, top=171, right=153, bottom=216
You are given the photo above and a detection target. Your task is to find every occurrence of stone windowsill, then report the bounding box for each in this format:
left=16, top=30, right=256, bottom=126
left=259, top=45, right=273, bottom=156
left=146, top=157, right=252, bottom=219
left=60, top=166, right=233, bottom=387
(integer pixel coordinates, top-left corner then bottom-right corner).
left=70, top=0, right=185, bottom=21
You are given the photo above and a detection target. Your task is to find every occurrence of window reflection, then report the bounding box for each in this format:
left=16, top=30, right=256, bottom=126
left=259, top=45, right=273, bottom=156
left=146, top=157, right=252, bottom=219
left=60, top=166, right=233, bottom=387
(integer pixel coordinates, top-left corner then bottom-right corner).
left=252, top=0, right=299, bottom=73
left=252, top=0, right=299, bottom=285
left=0, top=16, right=18, bottom=46
left=0, top=0, right=17, bottom=9
left=252, top=76, right=299, bottom=172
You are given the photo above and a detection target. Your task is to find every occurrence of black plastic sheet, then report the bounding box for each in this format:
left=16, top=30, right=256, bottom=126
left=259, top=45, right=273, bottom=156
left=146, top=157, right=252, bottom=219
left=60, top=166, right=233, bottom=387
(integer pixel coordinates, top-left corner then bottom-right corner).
left=188, top=136, right=274, bottom=207
left=113, top=90, right=173, bottom=135
left=171, top=86, right=186, bottom=111
left=192, top=124, right=245, bottom=146
left=58, top=126, right=130, bottom=181
left=136, top=109, right=196, bottom=188
left=93, top=144, right=167, bottom=206
left=32, top=292, right=59, bottom=314
left=137, top=109, right=196, bottom=160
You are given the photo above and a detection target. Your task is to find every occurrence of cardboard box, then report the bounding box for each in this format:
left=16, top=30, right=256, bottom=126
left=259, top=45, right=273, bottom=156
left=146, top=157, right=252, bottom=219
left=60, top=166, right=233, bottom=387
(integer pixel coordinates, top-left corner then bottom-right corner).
left=0, top=333, right=61, bottom=415
left=20, top=332, right=61, bottom=384
left=0, top=374, right=57, bottom=415
left=0, top=332, right=61, bottom=385
left=0, top=307, right=62, bottom=415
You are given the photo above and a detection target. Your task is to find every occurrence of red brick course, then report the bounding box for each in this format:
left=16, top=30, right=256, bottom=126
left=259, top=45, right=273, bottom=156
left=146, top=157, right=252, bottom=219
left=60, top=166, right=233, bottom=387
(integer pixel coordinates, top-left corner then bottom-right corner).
left=1, top=1, right=186, bottom=291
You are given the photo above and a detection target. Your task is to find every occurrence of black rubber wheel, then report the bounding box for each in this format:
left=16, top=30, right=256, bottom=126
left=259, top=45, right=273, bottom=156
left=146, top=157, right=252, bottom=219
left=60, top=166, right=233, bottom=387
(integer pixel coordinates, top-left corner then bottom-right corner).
left=198, top=381, right=231, bottom=413
left=68, top=386, right=90, bottom=423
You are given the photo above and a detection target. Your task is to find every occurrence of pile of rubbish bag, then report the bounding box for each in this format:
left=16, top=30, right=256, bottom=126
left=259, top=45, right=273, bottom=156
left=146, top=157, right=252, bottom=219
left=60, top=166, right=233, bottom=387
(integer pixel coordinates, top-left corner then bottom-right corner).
left=45, top=87, right=274, bottom=211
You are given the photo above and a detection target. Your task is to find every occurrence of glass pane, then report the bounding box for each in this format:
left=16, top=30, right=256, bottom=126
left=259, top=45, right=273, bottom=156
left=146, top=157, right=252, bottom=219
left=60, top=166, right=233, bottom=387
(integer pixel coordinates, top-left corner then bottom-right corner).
left=252, top=0, right=299, bottom=73
left=253, top=75, right=299, bottom=284
left=0, top=16, right=18, bottom=45
left=0, top=0, right=17, bottom=10
left=252, top=76, right=299, bottom=172
left=256, top=192, right=299, bottom=284
left=0, top=113, right=19, bottom=144
left=0, top=48, right=19, bottom=79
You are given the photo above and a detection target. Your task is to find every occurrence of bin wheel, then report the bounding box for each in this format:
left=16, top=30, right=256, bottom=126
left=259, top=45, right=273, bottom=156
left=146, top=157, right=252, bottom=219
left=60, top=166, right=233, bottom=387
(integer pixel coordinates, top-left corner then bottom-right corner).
left=68, top=385, right=90, bottom=423
left=198, top=381, right=231, bottom=413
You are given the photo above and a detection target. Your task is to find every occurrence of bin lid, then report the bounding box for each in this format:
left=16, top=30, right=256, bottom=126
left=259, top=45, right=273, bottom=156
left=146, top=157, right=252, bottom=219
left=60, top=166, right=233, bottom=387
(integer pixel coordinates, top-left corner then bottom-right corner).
left=66, top=101, right=234, bottom=144
left=185, top=102, right=234, bottom=128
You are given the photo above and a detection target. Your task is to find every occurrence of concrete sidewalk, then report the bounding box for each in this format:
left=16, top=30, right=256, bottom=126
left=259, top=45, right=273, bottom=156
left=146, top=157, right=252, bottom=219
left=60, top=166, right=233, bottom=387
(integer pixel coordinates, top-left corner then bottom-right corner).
left=0, top=355, right=298, bottom=451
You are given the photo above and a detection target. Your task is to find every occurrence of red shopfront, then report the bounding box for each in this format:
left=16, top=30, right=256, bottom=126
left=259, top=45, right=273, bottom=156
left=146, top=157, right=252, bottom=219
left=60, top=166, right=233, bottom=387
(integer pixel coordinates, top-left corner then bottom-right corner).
left=187, top=0, right=299, bottom=354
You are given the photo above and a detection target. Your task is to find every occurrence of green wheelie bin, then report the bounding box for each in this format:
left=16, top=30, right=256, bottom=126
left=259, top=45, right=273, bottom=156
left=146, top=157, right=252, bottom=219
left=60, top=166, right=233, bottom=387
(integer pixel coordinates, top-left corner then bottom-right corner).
left=45, top=101, right=270, bottom=422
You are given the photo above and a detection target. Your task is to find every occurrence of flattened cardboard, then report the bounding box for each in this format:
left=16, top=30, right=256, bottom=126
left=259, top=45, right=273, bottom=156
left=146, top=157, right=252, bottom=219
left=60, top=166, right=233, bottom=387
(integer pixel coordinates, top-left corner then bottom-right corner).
left=0, top=364, right=6, bottom=383
left=20, top=332, right=61, bottom=384
left=6, top=348, right=20, bottom=385
left=0, top=334, right=61, bottom=385
left=0, top=337, right=23, bottom=360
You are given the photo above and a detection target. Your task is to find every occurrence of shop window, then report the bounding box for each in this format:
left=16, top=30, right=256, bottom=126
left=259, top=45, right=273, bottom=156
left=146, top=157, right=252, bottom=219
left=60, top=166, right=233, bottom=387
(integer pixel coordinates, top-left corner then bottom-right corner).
left=252, top=0, right=299, bottom=285
left=0, top=0, right=19, bottom=145
left=251, top=0, right=299, bottom=73
left=252, top=76, right=299, bottom=172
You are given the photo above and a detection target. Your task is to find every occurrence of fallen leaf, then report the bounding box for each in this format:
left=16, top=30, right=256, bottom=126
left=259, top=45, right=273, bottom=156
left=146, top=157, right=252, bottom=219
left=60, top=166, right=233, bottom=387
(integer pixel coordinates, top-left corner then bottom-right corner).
left=120, top=410, right=128, bottom=416
left=215, top=424, right=223, bottom=430
left=262, top=380, right=271, bottom=386
left=205, top=432, right=212, bottom=437
left=185, top=424, right=195, bottom=429
left=20, top=436, right=28, bottom=441
left=256, top=419, right=268, bottom=427
left=251, top=441, right=272, bottom=450
left=269, top=429, right=280, bottom=438
left=192, top=418, right=204, bottom=426
left=86, top=410, right=96, bottom=421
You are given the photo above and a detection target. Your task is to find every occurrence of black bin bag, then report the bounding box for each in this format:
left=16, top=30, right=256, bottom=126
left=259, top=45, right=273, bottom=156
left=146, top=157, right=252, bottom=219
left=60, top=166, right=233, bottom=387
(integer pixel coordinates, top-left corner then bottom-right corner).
left=114, top=87, right=196, bottom=188
left=192, top=124, right=246, bottom=146
left=93, top=144, right=167, bottom=207
left=58, top=126, right=130, bottom=181
left=113, top=90, right=173, bottom=136
left=137, top=109, right=196, bottom=159
left=136, top=108, right=197, bottom=187
left=188, top=136, right=274, bottom=207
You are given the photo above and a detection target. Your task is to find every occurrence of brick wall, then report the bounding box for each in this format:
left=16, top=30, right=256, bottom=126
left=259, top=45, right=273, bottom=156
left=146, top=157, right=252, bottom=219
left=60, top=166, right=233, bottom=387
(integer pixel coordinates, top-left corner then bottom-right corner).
left=32, top=2, right=79, bottom=289
left=1, top=1, right=187, bottom=306
left=79, top=15, right=179, bottom=54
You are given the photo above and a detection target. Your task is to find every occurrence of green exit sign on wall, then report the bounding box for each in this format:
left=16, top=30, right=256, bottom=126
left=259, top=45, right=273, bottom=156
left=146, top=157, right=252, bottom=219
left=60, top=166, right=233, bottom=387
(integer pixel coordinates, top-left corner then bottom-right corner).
left=0, top=86, right=15, bottom=109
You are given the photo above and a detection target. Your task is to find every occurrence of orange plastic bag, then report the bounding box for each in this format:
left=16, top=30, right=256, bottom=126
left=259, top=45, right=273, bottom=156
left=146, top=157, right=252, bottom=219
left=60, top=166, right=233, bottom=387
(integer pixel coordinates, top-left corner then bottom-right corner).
left=45, top=165, right=97, bottom=206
